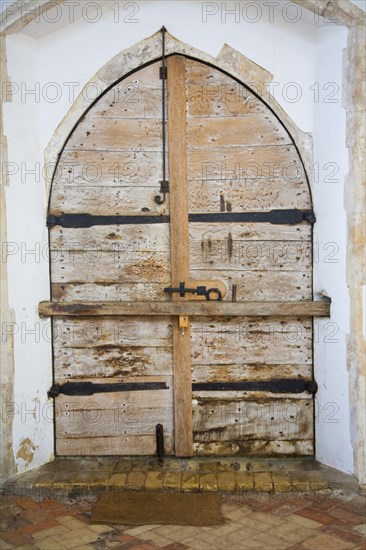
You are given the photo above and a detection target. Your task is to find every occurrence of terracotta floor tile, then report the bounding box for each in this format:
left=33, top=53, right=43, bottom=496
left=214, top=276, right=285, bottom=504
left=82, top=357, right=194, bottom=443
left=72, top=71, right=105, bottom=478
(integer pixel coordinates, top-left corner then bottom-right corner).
left=161, top=543, right=190, bottom=549
left=321, top=525, right=366, bottom=546
left=302, top=532, right=355, bottom=550
left=328, top=506, right=366, bottom=524
left=295, top=506, right=335, bottom=525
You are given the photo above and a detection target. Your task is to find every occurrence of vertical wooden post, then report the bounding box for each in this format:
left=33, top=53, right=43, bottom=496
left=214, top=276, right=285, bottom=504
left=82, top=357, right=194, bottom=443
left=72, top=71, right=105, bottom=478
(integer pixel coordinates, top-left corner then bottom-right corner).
left=167, top=55, right=193, bottom=456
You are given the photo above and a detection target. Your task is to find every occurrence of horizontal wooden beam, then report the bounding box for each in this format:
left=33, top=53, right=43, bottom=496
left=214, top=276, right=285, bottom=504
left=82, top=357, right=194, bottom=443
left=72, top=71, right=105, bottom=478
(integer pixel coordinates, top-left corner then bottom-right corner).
left=39, top=300, right=330, bottom=318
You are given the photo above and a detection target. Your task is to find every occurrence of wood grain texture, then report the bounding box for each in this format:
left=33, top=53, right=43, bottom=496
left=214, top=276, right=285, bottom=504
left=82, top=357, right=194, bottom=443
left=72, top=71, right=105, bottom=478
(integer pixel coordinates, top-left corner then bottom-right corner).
left=51, top=186, right=169, bottom=216
left=46, top=56, right=317, bottom=458
left=193, top=439, right=313, bottom=456
left=189, top=222, right=311, bottom=242
left=188, top=146, right=305, bottom=181
left=187, top=116, right=291, bottom=148
left=55, top=150, right=164, bottom=187
left=50, top=250, right=170, bottom=284
left=52, top=282, right=170, bottom=303
left=167, top=55, right=193, bottom=457
left=65, top=118, right=163, bottom=152
left=189, top=179, right=312, bottom=212
left=193, top=398, right=313, bottom=441
left=189, top=269, right=312, bottom=301
left=40, top=301, right=330, bottom=317
left=54, top=346, right=172, bottom=380
left=50, top=225, right=170, bottom=252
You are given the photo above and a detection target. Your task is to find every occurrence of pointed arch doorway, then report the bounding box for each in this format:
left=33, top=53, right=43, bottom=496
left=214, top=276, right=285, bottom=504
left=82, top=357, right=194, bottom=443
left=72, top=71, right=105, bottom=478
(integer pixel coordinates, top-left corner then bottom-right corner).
left=40, top=49, right=330, bottom=458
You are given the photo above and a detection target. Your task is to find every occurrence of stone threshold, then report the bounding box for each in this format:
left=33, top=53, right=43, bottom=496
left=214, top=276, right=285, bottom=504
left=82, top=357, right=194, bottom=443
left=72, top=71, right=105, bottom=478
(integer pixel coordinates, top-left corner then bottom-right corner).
left=1, top=457, right=358, bottom=498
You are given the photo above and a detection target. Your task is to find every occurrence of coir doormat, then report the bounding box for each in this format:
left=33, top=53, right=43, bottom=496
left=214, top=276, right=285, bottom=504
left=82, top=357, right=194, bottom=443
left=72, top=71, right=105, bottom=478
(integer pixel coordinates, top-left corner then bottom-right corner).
left=91, top=492, right=223, bottom=526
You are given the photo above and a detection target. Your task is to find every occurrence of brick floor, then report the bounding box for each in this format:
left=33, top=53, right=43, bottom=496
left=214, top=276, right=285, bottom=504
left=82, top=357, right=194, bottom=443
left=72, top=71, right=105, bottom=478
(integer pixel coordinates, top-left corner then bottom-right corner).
left=1, top=458, right=365, bottom=549
left=0, top=490, right=364, bottom=549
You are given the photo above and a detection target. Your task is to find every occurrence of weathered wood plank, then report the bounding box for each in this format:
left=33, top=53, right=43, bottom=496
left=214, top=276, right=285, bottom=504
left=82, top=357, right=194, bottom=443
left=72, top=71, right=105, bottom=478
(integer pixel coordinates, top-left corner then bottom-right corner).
left=65, top=118, right=163, bottom=152
left=191, top=364, right=312, bottom=383
left=39, top=300, right=331, bottom=317
left=50, top=225, right=170, bottom=252
left=168, top=55, right=193, bottom=457
left=191, top=331, right=312, bottom=365
left=52, top=282, right=171, bottom=303
left=187, top=116, right=291, bottom=148
left=91, top=61, right=162, bottom=119
left=50, top=250, right=170, bottom=283
left=188, top=145, right=305, bottom=181
left=193, top=398, right=313, bottom=441
left=189, top=269, right=312, bottom=301
left=55, top=377, right=173, bottom=409
left=51, top=272, right=310, bottom=302
left=50, top=186, right=169, bottom=216
left=55, top=150, right=164, bottom=187
left=53, top=317, right=172, bottom=348
left=187, top=83, right=267, bottom=117
left=189, top=179, right=312, bottom=212
left=56, top=407, right=173, bottom=438
left=56, top=434, right=174, bottom=456
left=189, top=222, right=311, bottom=242
left=193, top=439, right=313, bottom=456
left=190, top=240, right=312, bottom=271
left=54, top=346, right=173, bottom=380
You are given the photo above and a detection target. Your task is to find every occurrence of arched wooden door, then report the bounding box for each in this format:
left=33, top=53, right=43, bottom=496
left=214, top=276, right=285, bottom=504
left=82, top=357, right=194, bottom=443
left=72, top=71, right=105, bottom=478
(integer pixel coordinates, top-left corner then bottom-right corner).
left=43, top=55, right=329, bottom=457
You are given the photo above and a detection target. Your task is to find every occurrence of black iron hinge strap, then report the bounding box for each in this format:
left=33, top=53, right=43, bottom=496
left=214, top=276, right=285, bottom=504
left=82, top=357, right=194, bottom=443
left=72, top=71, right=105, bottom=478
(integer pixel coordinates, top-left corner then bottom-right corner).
left=48, top=381, right=168, bottom=398
left=189, top=209, right=315, bottom=225
left=47, top=209, right=315, bottom=228
left=192, top=379, right=318, bottom=394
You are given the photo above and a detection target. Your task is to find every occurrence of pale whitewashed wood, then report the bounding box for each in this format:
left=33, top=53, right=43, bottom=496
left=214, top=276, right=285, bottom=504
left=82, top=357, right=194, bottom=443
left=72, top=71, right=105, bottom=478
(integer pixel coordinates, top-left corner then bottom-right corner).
left=50, top=186, right=169, bottom=216
left=190, top=331, right=312, bottom=365
left=92, top=80, right=162, bottom=119
left=65, top=118, right=163, bottom=152
left=47, top=56, right=316, bottom=458
left=189, top=179, right=312, bottom=212
left=55, top=377, right=173, bottom=408
left=190, top=223, right=311, bottom=242
left=193, top=439, right=313, bottom=456
left=187, top=84, right=267, bottom=117
left=40, top=301, right=329, bottom=317
left=50, top=225, right=170, bottom=252
left=188, top=145, right=305, bottom=181
left=55, top=150, right=165, bottom=187
left=193, top=390, right=312, bottom=400
left=193, top=398, right=313, bottom=440
left=54, top=346, right=173, bottom=380
left=53, top=317, right=172, bottom=348
left=50, top=250, right=171, bottom=283
left=192, top=364, right=312, bottom=383
left=190, top=240, right=312, bottom=271
left=56, top=434, right=174, bottom=456
left=52, top=282, right=171, bottom=303
left=56, top=408, right=173, bottom=438
left=51, top=273, right=310, bottom=302
left=189, top=269, right=312, bottom=301
left=91, top=62, right=162, bottom=118
left=188, top=116, right=291, bottom=148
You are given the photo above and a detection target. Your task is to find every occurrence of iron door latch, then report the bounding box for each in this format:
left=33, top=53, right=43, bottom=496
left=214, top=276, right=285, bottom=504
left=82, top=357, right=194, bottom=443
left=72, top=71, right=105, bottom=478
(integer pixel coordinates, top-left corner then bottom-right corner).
left=164, top=282, right=222, bottom=301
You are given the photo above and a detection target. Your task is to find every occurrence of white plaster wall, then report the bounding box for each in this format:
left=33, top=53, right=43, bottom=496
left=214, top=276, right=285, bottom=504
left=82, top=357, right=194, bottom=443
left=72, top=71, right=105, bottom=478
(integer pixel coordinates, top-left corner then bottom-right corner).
left=3, top=0, right=353, bottom=475
left=312, top=25, right=354, bottom=474
left=4, top=34, right=54, bottom=472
